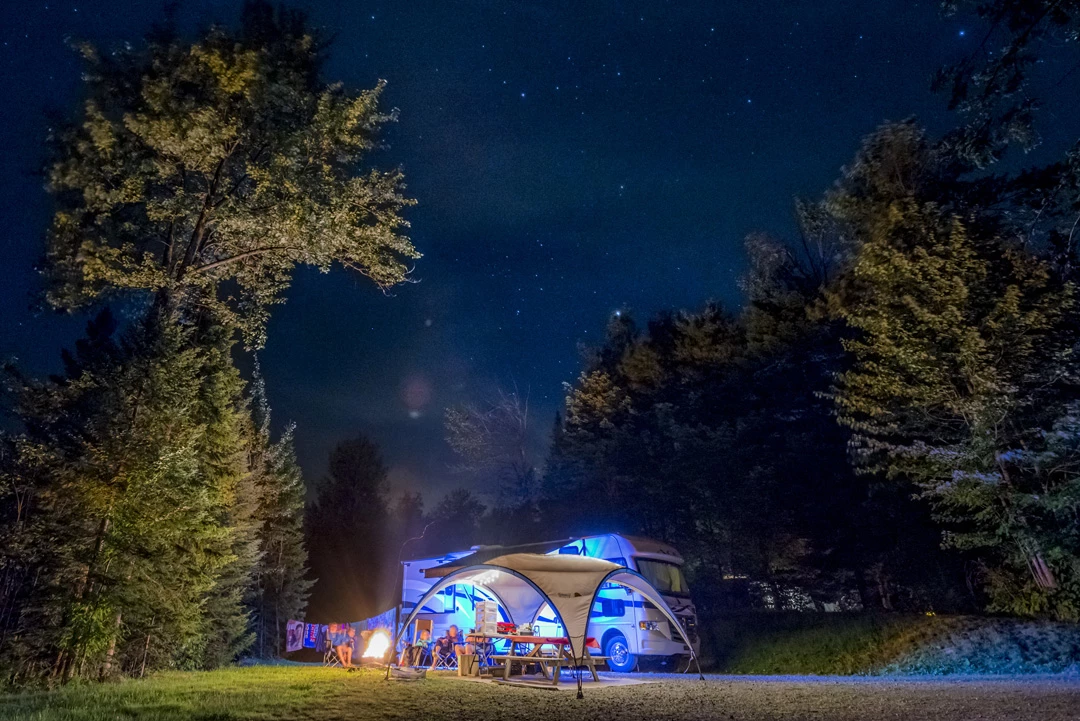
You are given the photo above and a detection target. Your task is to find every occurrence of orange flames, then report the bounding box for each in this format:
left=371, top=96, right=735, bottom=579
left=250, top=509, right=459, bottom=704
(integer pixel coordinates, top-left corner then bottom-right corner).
left=362, top=630, right=391, bottom=659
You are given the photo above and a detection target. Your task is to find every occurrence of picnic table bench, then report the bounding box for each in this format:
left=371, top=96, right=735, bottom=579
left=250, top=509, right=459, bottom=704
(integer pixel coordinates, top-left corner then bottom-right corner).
left=465, top=633, right=607, bottom=685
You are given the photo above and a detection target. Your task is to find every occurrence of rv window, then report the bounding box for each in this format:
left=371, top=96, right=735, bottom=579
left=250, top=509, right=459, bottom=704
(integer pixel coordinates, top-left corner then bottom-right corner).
left=592, top=598, right=627, bottom=618
left=635, top=559, right=689, bottom=596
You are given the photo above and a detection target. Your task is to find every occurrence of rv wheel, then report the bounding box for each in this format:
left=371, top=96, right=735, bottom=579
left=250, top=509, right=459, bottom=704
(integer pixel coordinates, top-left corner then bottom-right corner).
left=603, top=634, right=636, bottom=673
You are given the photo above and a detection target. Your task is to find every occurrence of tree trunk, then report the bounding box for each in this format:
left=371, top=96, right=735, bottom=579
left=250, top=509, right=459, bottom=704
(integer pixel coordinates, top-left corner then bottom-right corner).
left=139, top=617, right=154, bottom=678
left=100, top=609, right=123, bottom=680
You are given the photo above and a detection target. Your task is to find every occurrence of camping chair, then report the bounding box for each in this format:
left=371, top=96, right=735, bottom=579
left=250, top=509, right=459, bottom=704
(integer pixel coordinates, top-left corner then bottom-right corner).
left=473, top=637, right=495, bottom=670
left=430, top=636, right=458, bottom=670
left=323, top=633, right=341, bottom=668
left=401, top=619, right=433, bottom=668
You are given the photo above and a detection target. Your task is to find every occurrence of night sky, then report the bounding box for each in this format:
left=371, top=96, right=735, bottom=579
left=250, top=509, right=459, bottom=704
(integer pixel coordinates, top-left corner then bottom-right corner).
left=0, top=1, right=981, bottom=501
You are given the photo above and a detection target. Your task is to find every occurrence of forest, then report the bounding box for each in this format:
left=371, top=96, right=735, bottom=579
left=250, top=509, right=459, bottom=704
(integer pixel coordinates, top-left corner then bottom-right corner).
left=2, top=0, right=1080, bottom=687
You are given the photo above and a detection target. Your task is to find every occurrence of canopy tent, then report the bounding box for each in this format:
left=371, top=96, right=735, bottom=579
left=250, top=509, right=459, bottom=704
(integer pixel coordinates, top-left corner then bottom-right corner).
left=393, top=553, right=699, bottom=675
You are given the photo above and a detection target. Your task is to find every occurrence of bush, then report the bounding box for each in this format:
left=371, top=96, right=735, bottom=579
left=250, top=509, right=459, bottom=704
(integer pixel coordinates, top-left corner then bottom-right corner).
left=700, top=612, right=1080, bottom=675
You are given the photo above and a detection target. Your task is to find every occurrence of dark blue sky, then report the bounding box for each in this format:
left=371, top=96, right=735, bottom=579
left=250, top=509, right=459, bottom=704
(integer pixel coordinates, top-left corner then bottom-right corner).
left=0, top=1, right=980, bottom=501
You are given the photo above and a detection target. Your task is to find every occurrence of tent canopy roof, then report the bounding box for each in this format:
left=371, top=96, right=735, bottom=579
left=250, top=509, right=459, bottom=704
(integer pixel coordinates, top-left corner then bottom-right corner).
left=423, top=540, right=578, bottom=578
left=397, top=553, right=695, bottom=662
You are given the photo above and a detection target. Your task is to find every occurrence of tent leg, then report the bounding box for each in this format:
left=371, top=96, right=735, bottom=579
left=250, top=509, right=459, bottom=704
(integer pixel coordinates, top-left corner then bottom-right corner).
left=694, top=652, right=704, bottom=681
left=576, top=659, right=583, bottom=699
left=384, top=610, right=400, bottom=681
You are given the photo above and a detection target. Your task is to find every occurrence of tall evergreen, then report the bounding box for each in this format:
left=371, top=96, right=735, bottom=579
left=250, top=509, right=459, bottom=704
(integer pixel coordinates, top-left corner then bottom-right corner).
left=192, top=325, right=259, bottom=669
left=306, top=435, right=390, bottom=621
left=1, top=311, right=240, bottom=681
left=248, top=367, right=311, bottom=657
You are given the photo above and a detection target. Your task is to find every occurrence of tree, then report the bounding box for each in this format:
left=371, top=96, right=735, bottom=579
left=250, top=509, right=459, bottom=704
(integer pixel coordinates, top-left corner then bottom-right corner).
left=936, top=0, right=1080, bottom=166
left=428, top=489, right=487, bottom=553
left=445, top=387, right=540, bottom=510
left=42, top=0, right=419, bottom=346
left=0, top=1, right=425, bottom=682
left=305, top=434, right=390, bottom=620
left=827, top=122, right=1080, bottom=618
left=0, top=310, right=245, bottom=681
left=247, top=365, right=311, bottom=658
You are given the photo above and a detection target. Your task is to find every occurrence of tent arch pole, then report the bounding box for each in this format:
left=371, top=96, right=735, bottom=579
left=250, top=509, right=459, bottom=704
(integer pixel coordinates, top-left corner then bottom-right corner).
left=587, top=568, right=704, bottom=681
left=386, top=564, right=573, bottom=680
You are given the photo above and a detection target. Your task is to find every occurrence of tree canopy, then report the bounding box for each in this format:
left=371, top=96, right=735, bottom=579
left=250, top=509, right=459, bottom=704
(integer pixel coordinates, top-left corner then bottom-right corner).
left=44, top=1, right=418, bottom=346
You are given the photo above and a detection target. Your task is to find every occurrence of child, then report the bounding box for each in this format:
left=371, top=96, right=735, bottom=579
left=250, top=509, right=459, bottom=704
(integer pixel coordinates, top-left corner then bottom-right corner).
left=399, top=628, right=431, bottom=666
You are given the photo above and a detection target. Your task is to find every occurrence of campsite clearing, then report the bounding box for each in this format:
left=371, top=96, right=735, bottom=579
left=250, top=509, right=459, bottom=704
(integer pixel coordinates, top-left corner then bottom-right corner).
left=2, top=666, right=1079, bottom=721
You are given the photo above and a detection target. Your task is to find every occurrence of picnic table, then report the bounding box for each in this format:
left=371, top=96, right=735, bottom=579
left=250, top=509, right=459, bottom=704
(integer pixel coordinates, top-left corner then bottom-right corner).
left=464, top=633, right=605, bottom=685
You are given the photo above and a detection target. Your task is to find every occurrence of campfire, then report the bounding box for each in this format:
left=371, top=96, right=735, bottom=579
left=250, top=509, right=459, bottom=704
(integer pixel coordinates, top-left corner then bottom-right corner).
left=362, top=630, right=391, bottom=661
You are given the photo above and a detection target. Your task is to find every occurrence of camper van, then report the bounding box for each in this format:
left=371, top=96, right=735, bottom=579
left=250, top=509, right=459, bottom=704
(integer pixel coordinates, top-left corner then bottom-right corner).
left=399, top=534, right=698, bottom=672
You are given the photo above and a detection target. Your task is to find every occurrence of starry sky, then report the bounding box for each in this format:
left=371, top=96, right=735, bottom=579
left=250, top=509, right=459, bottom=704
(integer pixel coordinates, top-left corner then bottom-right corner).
left=0, top=1, right=988, bottom=501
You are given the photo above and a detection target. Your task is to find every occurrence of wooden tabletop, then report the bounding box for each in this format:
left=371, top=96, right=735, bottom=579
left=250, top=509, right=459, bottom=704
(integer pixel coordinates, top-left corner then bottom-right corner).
left=465, top=633, right=570, bottom=644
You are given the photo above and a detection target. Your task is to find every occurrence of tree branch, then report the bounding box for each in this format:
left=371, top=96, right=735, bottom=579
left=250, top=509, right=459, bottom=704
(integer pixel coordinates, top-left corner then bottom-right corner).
left=188, top=246, right=301, bottom=275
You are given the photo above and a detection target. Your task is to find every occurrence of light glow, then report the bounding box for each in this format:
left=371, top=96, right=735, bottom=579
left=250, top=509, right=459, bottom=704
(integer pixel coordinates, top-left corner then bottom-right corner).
left=362, top=630, right=391, bottom=658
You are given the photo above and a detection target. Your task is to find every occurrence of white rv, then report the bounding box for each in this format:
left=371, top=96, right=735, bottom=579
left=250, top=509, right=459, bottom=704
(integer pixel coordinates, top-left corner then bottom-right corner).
left=399, top=533, right=698, bottom=672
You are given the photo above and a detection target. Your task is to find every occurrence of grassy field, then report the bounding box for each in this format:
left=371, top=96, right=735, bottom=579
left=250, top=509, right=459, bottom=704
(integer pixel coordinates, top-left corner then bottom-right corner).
left=3, top=666, right=1080, bottom=721
left=3, top=615, right=1078, bottom=720
left=702, top=613, right=1080, bottom=675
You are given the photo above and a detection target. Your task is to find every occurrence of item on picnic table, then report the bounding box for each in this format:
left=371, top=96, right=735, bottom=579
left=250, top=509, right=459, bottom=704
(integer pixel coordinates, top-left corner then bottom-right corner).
left=474, top=600, right=498, bottom=636
left=496, top=621, right=516, bottom=634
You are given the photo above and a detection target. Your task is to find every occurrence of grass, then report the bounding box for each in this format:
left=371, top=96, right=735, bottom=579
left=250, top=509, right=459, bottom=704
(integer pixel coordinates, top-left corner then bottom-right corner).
left=2, top=615, right=1078, bottom=719
left=701, top=613, right=1080, bottom=675
left=0, top=666, right=474, bottom=721
left=3, top=665, right=1080, bottom=721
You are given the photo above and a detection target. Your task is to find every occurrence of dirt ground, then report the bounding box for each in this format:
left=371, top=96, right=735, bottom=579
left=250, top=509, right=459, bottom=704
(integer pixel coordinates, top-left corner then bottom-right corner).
left=588, top=673, right=1080, bottom=721
left=4, top=666, right=1080, bottom=721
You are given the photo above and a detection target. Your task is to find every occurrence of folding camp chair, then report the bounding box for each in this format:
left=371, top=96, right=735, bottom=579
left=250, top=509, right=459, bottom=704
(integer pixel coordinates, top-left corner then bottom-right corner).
left=401, top=619, right=433, bottom=668
left=323, top=635, right=341, bottom=668
left=430, top=640, right=458, bottom=670
left=323, top=624, right=344, bottom=668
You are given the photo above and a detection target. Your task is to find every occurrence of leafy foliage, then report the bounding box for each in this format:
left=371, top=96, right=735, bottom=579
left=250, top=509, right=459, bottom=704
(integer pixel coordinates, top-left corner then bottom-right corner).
left=827, top=122, right=1080, bottom=619
left=43, top=0, right=418, bottom=347
left=936, top=0, right=1080, bottom=165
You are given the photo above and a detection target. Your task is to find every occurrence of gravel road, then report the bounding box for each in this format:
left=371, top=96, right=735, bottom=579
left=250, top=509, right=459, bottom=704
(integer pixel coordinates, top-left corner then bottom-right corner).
left=7, top=666, right=1077, bottom=721
left=447, top=673, right=1080, bottom=721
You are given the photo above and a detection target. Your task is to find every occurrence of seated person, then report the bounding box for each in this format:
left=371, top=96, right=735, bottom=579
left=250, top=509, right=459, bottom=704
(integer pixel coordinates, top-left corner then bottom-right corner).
left=430, top=624, right=463, bottom=668
left=455, top=628, right=476, bottom=659
left=398, top=628, right=431, bottom=666
left=333, top=625, right=357, bottom=668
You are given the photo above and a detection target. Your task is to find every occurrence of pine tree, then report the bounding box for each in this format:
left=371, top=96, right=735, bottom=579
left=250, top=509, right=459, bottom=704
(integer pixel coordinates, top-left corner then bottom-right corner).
left=191, top=326, right=259, bottom=669
left=306, top=435, right=390, bottom=620
left=248, top=366, right=310, bottom=657
left=1, top=311, right=237, bottom=681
